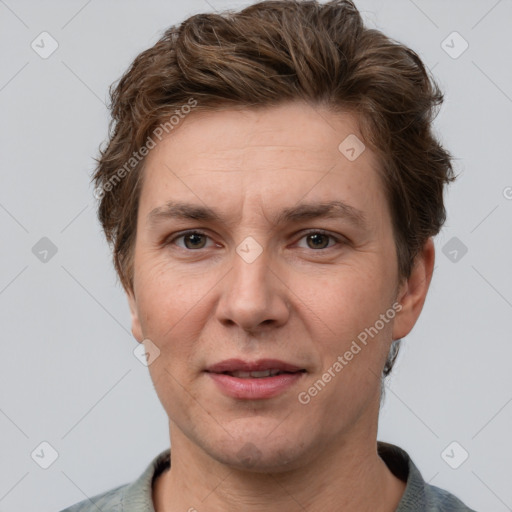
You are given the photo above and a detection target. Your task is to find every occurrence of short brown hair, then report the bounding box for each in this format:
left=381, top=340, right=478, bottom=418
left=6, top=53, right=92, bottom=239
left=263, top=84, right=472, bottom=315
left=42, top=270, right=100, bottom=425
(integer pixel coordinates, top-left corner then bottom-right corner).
left=92, top=0, right=456, bottom=376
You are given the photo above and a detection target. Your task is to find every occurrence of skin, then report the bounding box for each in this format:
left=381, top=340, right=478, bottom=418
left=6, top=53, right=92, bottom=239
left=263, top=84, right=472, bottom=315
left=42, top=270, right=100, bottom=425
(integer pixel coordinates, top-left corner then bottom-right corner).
left=126, top=100, right=435, bottom=512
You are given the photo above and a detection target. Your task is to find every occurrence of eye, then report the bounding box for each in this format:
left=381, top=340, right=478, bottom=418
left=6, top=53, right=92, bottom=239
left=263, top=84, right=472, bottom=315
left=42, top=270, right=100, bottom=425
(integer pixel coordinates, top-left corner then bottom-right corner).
left=164, top=229, right=345, bottom=252
left=168, top=230, right=215, bottom=250
left=296, top=230, right=343, bottom=250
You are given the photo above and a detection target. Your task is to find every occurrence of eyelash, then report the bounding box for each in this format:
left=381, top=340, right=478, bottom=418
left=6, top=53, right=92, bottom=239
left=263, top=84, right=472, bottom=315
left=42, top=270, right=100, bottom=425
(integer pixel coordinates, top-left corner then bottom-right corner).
left=165, top=229, right=346, bottom=252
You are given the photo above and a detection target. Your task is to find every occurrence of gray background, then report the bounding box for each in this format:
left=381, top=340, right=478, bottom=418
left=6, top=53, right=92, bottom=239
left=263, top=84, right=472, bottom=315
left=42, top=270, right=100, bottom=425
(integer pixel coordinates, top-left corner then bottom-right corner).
left=1, top=0, right=511, bottom=511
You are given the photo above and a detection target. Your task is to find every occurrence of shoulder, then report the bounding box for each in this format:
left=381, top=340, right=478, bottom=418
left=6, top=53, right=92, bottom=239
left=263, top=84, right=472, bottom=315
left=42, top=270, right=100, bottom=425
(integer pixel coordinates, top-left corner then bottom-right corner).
left=422, top=482, right=478, bottom=511
left=377, top=441, right=477, bottom=511
left=57, top=483, right=127, bottom=512
left=57, top=448, right=171, bottom=512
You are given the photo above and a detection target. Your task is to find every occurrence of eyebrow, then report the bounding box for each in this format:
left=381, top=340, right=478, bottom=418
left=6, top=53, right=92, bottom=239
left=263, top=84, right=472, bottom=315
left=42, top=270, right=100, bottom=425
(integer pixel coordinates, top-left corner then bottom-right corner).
left=147, top=200, right=368, bottom=230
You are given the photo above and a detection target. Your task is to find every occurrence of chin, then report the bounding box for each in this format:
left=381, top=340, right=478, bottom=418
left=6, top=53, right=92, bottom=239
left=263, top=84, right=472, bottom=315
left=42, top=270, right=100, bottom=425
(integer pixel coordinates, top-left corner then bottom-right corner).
left=205, top=429, right=315, bottom=473
left=221, top=447, right=304, bottom=473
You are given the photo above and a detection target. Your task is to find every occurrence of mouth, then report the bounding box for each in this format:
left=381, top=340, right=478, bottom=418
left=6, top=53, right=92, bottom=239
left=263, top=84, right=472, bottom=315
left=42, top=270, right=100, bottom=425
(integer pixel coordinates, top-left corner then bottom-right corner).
left=205, top=358, right=306, bottom=375
left=219, top=368, right=306, bottom=378
left=205, top=359, right=307, bottom=399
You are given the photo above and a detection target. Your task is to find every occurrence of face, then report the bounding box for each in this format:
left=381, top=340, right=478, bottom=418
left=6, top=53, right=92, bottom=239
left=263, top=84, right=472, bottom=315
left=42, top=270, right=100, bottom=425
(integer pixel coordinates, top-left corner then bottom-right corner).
left=127, top=101, right=426, bottom=472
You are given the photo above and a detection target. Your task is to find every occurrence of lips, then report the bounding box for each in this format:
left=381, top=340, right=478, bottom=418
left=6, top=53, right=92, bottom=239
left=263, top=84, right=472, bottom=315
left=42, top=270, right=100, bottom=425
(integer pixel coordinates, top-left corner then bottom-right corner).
left=229, top=369, right=285, bottom=378
left=205, top=359, right=306, bottom=399
left=205, top=358, right=306, bottom=376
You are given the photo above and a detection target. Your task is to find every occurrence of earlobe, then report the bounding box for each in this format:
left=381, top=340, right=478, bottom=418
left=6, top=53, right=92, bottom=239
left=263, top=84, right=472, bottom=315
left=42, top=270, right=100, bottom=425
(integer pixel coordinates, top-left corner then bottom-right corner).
left=126, top=289, right=144, bottom=343
left=392, top=238, right=435, bottom=341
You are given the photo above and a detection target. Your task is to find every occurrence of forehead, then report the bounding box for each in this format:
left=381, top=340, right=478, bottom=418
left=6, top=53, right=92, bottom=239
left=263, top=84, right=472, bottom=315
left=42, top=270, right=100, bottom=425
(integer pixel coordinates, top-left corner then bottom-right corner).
left=138, top=102, right=387, bottom=227
left=146, top=102, right=376, bottom=171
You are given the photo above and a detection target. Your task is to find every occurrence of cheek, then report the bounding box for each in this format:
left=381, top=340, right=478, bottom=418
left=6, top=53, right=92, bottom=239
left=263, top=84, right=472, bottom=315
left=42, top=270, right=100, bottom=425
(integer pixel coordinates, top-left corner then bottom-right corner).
left=133, top=270, right=198, bottom=370
left=294, top=260, right=395, bottom=394
left=297, top=262, right=390, bottom=335
left=148, top=360, right=201, bottom=428
left=136, top=256, right=207, bottom=325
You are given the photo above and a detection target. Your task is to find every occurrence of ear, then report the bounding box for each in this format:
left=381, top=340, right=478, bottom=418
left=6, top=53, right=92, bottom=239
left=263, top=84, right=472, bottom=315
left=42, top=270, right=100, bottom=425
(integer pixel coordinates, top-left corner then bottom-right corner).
left=392, top=237, right=435, bottom=340
left=126, top=288, right=144, bottom=343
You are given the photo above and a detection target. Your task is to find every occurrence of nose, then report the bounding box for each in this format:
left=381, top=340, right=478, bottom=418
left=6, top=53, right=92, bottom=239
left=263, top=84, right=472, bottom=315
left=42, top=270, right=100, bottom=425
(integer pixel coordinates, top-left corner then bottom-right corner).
left=215, top=246, right=290, bottom=334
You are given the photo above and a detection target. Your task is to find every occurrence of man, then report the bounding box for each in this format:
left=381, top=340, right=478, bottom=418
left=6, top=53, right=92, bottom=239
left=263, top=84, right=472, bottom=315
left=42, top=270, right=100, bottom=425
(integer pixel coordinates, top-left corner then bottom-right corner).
left=60, top=0, right=476, bottom=510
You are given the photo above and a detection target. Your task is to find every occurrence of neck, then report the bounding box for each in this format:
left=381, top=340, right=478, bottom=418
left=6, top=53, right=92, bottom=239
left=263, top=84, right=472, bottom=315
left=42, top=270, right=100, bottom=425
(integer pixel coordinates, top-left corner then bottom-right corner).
left=153, top=421, right=406, bottom=512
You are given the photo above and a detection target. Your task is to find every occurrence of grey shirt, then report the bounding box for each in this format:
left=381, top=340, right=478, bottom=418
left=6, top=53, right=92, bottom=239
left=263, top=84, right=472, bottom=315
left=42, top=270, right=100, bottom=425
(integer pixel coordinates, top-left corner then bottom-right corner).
left=59, top=442, right=477, bottom=511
